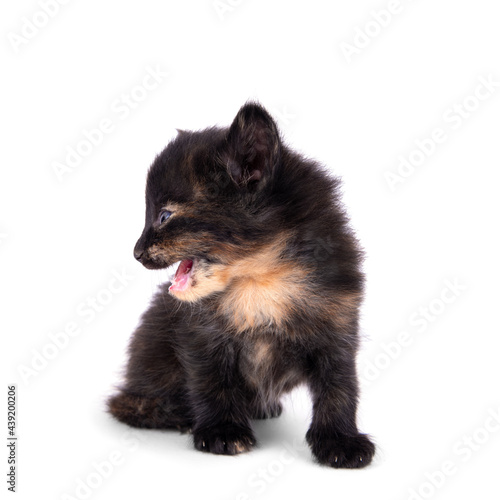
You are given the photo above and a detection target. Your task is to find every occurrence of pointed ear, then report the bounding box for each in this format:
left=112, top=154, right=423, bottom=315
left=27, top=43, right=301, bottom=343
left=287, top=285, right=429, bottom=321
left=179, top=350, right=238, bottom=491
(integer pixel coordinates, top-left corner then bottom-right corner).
left=224, top=103, right=280, bottom=188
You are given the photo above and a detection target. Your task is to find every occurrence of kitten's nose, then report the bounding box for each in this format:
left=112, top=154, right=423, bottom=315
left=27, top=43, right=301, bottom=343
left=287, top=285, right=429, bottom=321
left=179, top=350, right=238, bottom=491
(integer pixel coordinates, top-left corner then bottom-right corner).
left=134, top=246, right=144, bottom=262
left=134, top=249, right=144, bottom=261
left=134, top=232, right=147, bottom=262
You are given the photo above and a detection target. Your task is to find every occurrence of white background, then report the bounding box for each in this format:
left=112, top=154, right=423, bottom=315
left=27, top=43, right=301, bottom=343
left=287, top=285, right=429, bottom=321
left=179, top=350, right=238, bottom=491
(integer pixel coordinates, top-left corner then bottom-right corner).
left=1, top=1, right=500, bottom=499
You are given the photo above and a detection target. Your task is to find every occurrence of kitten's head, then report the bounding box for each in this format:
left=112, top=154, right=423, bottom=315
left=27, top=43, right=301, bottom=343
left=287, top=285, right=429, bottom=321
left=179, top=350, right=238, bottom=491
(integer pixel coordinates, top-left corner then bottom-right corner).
left=133, top=103, right=285, bottom=302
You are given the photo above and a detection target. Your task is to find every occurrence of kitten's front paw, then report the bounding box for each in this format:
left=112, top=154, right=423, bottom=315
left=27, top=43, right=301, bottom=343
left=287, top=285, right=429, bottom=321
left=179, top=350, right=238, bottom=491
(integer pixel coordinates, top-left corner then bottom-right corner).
left=306, top=429, right=375, bottom=468
left=193, top=423, right=256, bottom=455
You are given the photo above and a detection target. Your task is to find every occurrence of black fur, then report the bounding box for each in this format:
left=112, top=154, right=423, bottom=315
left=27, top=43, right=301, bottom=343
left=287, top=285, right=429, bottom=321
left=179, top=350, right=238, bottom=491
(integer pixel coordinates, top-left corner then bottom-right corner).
left=108, top=102, right=375, bottom=468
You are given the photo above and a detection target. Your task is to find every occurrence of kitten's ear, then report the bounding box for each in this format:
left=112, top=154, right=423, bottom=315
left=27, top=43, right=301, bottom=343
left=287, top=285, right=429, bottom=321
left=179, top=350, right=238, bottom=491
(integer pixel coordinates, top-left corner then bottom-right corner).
left=224, top=103, right=280, bottom=188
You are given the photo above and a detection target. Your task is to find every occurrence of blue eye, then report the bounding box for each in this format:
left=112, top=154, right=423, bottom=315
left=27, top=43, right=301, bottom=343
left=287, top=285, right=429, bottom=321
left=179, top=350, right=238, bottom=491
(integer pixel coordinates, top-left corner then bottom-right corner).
left=159, top=210, right=172, bottom=224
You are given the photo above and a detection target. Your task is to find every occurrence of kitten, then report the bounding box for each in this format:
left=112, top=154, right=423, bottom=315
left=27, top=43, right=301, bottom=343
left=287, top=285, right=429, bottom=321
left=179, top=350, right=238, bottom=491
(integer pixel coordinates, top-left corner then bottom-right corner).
left=108, top=103, right=375, bottom=468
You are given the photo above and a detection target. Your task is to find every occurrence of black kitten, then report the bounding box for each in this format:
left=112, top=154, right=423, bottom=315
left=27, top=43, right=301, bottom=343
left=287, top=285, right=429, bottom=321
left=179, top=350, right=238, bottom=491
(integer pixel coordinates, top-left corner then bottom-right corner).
left=108, top=102, right=375, bottom=468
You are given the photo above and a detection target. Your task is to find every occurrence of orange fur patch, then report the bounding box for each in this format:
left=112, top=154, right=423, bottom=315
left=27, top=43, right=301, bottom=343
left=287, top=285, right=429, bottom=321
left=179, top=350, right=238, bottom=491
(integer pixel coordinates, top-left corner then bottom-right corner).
left=327, top=291, right=362, bottom=331
left=216, top=237, right=310, bottom=332
left=159, top=228, right=359, bottom=335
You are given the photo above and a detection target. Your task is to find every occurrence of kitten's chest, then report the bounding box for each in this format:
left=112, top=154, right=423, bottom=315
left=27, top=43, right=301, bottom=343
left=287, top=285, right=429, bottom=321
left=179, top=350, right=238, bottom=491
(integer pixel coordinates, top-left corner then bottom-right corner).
left=217, top=260, right=311, bottom=333
left=239, top=335, right=304, bottom=395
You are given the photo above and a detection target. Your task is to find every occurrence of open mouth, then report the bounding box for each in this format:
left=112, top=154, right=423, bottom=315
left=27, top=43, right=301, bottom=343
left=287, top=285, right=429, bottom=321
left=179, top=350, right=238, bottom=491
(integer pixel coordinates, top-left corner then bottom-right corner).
left=168, top=259, right=195, bottom=293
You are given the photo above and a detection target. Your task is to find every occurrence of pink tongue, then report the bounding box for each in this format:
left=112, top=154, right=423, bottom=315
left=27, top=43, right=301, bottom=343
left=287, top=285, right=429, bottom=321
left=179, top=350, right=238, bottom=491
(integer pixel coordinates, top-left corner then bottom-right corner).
left=169, top=259, right=193, bottom=292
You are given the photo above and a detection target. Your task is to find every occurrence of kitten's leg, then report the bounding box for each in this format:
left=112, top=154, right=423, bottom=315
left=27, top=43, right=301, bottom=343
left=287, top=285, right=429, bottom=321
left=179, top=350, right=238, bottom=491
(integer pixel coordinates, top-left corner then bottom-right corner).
left=107, top=296, right=192, bottom=431
left=306, top=345, right=375, bottom=468
left=188, top=342, right=256, bottom=455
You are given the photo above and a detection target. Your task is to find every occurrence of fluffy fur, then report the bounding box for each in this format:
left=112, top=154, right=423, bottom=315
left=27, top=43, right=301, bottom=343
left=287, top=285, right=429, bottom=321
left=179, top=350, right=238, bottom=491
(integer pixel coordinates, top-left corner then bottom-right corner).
left=108, top=103, right=375, bottom=468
